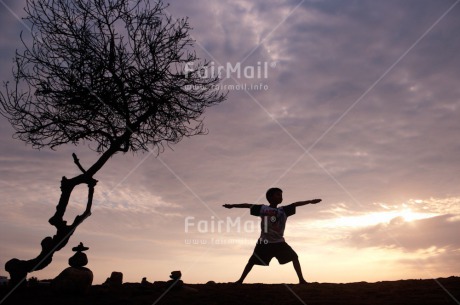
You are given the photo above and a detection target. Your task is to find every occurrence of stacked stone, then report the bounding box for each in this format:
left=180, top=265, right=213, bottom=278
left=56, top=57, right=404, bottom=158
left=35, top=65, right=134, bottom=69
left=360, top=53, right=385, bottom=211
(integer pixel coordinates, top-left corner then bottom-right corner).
left=51, top=242, right=93, bottom=295
left=167, top=270, right=184, bottom=290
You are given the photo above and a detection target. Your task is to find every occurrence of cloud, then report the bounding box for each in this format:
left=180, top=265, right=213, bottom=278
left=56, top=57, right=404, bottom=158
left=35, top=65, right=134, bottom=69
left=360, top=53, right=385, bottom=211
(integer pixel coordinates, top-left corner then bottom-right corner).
left=307, top=197, right=460, bottom=253
left=347, top=214, right=460, bottom=251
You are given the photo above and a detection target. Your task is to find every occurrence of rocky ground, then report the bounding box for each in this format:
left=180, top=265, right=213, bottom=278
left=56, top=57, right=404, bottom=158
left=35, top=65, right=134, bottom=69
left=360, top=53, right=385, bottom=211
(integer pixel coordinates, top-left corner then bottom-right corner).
left=1, top=277, right=460, bottom=305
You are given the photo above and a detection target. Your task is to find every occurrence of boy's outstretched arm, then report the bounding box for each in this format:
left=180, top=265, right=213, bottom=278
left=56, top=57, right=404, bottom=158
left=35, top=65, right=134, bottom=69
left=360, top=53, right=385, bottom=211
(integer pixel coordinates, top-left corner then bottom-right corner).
left=223, top=203, right=252, bottom=209
left=291, top=199, right=321, bottom=207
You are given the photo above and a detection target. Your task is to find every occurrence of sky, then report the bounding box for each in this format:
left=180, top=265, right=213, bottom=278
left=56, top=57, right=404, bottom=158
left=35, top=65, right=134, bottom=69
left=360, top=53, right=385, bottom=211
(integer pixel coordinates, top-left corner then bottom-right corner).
left=1, top=0, right=460, bottom=287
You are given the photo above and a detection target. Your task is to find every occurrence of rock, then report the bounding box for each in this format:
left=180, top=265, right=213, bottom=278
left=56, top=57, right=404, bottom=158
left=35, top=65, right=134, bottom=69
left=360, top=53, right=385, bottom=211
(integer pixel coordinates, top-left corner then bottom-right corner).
left=166, top=271, right=183, bottom=291
left=141, top=277, right=153, bottom=286
left=169, top=270, right=182, bottom=280
left=69, top=252, right=88, bottom=267
left=50, top=242, right=93, bottom=295
left=72, top=242, right=89, bottom=252
left=104, top=271, right=123, bottom=287
left=69, top=242, right=89, bottom=267
left=206, top=280, right=216, bottom=285
left=51, top=267, right=93, bottom=295
left=166, top=279, right=184, bottom=291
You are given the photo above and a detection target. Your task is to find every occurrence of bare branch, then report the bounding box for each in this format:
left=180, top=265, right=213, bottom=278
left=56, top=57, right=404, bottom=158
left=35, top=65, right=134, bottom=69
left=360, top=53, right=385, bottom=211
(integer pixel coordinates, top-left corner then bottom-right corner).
left=72, top=153, right=86, bottom=174
left=1, top=0, right=226, bottom=155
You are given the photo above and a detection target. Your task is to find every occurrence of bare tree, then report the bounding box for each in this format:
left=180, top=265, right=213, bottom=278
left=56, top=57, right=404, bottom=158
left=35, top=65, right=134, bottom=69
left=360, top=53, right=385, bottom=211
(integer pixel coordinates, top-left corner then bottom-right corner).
left=0, top=0, right=226, bottom=287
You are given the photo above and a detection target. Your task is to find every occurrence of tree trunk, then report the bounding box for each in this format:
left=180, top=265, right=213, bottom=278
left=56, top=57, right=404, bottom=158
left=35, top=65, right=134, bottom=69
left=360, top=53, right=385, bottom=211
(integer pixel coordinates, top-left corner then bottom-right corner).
left=4, top=150, right=113, bottom=289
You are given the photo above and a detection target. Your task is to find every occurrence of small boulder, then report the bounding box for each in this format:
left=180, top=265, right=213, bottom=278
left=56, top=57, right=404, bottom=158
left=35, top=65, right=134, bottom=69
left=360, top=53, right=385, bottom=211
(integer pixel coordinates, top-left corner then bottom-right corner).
left=104, top=271, right=123, bottom=287
left=51, top=266, right=93, bottom=295
left=169, top=271, right=182, bottom=280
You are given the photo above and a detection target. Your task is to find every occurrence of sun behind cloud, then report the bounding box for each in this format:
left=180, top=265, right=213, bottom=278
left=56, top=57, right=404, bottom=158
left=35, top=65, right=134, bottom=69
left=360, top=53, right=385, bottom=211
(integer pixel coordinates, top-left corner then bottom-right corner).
left=311, top=202, right=439, bottom=230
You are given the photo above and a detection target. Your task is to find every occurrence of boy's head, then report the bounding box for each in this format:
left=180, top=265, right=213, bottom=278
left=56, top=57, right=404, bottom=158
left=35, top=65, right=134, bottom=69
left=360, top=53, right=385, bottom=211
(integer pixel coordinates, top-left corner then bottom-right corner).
left=266, top=187, right=283, bottom=206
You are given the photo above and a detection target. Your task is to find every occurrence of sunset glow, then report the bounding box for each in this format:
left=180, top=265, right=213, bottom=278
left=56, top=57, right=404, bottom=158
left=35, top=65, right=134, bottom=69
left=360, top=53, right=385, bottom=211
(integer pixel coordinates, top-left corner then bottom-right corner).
left=324, top=209, right=438, bottom=228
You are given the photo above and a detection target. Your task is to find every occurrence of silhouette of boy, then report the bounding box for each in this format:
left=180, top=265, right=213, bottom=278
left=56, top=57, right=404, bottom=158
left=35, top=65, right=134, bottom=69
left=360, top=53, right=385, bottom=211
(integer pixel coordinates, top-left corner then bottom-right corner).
left=223, top=187, right=321, bottom=284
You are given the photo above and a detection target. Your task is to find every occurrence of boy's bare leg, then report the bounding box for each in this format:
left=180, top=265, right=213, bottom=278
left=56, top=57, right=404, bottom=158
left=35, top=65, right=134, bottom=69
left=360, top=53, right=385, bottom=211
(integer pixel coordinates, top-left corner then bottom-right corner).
left=235, top=261, right=254, bottom=284
left=293, top=258, right=307, bottom=284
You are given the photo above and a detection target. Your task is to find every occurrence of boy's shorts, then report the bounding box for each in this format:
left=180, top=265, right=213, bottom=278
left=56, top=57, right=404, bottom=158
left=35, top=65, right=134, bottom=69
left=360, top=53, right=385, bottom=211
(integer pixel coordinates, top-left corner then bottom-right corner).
left=248, top=241, right=298, bottom=265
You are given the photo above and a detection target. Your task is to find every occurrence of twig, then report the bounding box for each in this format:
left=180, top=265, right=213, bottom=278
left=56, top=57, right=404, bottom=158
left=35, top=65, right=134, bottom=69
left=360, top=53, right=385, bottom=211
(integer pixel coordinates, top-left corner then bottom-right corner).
left=72, top=153, right=86, bottom=173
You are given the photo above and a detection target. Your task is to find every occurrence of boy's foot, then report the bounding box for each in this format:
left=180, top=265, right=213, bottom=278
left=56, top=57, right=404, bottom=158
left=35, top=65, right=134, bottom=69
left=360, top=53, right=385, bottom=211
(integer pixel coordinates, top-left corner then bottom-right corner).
left=233, top=280, right=243, bottom=284
left=298, top=279, right=308, bottom=285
